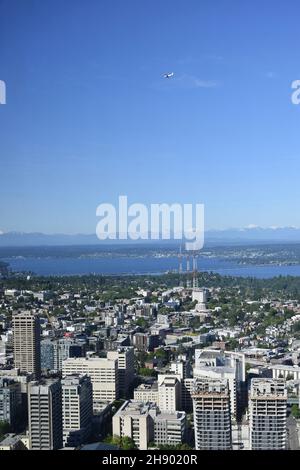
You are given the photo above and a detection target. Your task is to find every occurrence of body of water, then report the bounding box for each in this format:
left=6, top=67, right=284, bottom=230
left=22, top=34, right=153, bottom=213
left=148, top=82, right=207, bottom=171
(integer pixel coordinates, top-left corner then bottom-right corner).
left=3, top=256, right=300, bottom=278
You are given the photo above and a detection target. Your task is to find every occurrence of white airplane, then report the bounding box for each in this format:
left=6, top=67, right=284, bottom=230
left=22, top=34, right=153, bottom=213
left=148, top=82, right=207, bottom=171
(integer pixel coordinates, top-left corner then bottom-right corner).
left=163, top=72, right=174, bottom=79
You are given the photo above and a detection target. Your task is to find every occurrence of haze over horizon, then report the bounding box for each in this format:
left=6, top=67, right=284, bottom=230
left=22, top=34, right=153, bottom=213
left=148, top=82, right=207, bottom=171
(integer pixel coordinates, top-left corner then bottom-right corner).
left=2, top=226, right=300, bottom=248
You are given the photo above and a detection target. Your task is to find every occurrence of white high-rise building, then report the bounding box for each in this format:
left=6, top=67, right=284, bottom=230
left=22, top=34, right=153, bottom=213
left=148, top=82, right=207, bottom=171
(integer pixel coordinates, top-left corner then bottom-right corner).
left=192, top=378, right=232, bottom=450
left=193, top=349, right=246, bottom=420
left=13, top=311, right=41, bottom=379
left=158, top=375, right=181, bottom=413
left=28, top=379, right=63, bottom=450
left=62, top=357, right=119, bottom=403
left=107, top=347, right=135, bottom=398
left=62, top=374, right=93, bottom=447
left=193, top=366, right=237, bottom=418
left=249, top=379, right=287, bottom=450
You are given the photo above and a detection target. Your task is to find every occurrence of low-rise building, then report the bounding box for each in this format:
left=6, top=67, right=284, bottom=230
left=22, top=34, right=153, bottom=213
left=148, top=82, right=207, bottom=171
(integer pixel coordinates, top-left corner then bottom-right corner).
left=112, top=400, right=156, bottom=450
left=154, top=411, right=186, bottom=446
left=134, top=383, right=158, bottom=403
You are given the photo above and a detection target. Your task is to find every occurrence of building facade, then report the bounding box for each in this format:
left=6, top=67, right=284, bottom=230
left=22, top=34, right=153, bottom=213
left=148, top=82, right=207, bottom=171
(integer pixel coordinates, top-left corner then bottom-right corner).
left=158, top=375, right=181, bottom=413
left=62, top=374, right=93, bottom=447
left=107, top=347, right=135, bottom=399
left=13, top=311, right=41, bottom=379
left=113, top=400, right=155, bottom=450
left=28, top=379, right=63, bottom=450
left=154, top=411, right=186, bottom=446
left=62, top=357, right=119, bottom=403
left=249, top=379, right=287, bottom=450
left=0, top=378, right=21, bottom=430
left=192, top=378, right=232, bottom=450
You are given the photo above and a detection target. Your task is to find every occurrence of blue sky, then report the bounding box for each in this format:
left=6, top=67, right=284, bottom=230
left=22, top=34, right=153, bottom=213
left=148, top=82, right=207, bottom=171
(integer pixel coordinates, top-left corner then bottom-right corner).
left=1, top=0, right=300, bottom=234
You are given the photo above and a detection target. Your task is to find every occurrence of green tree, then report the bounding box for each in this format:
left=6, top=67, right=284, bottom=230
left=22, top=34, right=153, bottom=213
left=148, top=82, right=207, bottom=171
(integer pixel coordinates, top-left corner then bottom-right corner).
left=135, top=317, right=149, bottom=329
left=138, top=367, right=156, bottom=377
left=105, top=435, right=137, bottom=449
left=121, top=436, right=137, bottom=450
left=0, top=421, right=9, bottom=440
left=291, top=405, right=300, bottom=419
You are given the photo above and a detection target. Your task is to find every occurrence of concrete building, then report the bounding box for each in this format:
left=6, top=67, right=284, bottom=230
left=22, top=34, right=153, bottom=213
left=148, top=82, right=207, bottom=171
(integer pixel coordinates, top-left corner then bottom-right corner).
left=62, top=374, right=93, bottom=447
left=192, top=288, right=208, bottom=312
left=0, top=378, right=21, bottom=430
left=194, top=349, right=247, bottom=420
left=107, top=347, right=135, bottom=398
left=158, top=375, right=181, bottom=413
left=249, top=379, right=287, bottom=450
left=193, top=366, right=237, bottom=419
left=232, top=422, right=250, bottom=450
left=28, top=379, right=63, bottom=450
left=192, top=378, right=232, bottom=450
left=112, top=400, right=155, bottom=450
left=0, top=434, right=27, bottom=451
left=0, top=339, right=6, bottom=366
left=134, top=383, right=159, bottom=403
left=170, top=360, right=191, bottom=380
left=62, top=357, right=119, bottom=403
left=192, top=287, right=208, bottom=303
left=271, top=364, right=300, bottom=381
left=154, top=411, right=186, bottom=446
left=13, top=311, right=41, bottom=379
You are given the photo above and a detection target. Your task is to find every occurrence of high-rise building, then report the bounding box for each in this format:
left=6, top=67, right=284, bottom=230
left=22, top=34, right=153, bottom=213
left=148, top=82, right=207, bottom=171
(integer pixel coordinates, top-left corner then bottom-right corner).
left=107, top=347, right=135, bottom=398
left=62, top=374, right=93, bottom=447
left=62, top=357, right=119, bottom=403
left=0, top=369, right=33, bottom=425
left=249, top=378, right=287, bottom=450
left=192, top=378, right=232, bottom=450
left=158, top=375, right=181, bottom=413
left=0, top=378, right=21, bottom=430
left=41, top=338, right=85, bottom=372
left=28, top=379, right=63, bottom=450
left=13, top=311, right=41, bottom=379
left=193, top=349, right=247, bottom=420
left=193, top=366, right=237, bottom=418
left=41, top=339, right=55, bottom=371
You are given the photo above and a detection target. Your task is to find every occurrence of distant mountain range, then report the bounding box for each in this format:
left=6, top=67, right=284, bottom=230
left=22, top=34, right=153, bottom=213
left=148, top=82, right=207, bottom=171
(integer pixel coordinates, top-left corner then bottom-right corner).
left=1, top=227, right=300, bottom=247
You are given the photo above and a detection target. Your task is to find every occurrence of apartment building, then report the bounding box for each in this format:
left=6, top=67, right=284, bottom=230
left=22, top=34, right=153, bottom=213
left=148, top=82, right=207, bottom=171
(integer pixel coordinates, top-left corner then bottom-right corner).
left=249, top=378, right=287, bottom=450
left=62, top=374, right=93, bottom=447
left=62, top=357, right=119, bottom=403
left=28, top=379, right=63, bottom=450
left=192, top=378, right=232, bottom=450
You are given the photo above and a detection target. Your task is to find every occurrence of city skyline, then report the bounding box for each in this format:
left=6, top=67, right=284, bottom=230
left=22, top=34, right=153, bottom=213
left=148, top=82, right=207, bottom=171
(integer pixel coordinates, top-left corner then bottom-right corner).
left=2, top=1, right=300, bottom=456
